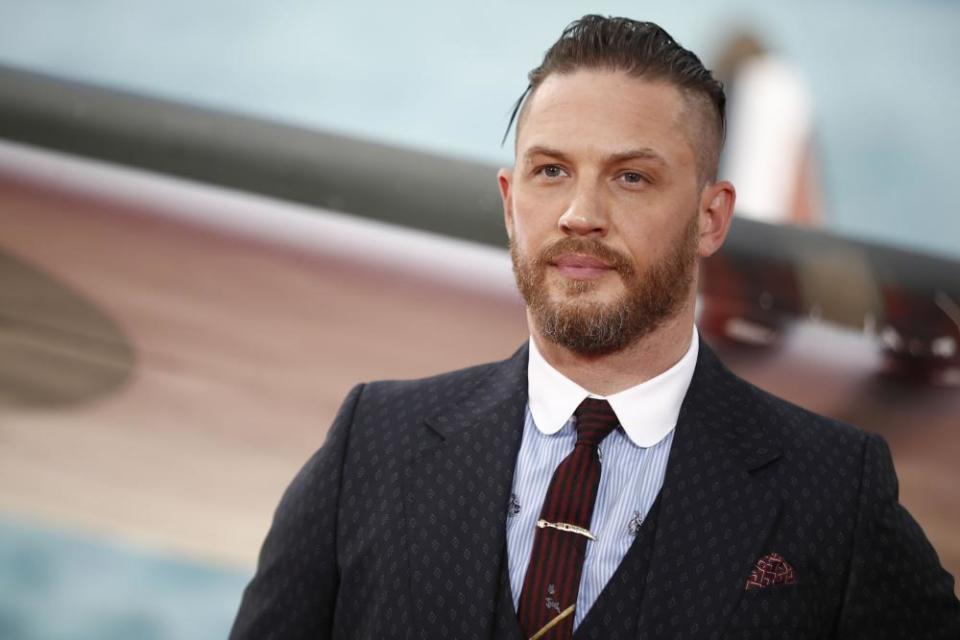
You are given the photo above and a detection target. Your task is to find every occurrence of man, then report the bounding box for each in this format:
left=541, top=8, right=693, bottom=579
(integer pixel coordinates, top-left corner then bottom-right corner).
left=230, top=16, right=959, bottom=639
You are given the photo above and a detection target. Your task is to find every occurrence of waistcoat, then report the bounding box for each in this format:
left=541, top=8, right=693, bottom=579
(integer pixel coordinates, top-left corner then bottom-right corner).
left=493, top=497, right=663, bottom=640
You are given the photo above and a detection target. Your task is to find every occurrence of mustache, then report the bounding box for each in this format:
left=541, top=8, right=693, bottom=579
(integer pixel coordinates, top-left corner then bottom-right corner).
left=535, top=237, right=635, bottom=276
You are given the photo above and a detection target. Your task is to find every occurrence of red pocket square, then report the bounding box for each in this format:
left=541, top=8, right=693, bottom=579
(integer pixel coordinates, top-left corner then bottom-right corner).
left=745, top=552, right=798, bottom=590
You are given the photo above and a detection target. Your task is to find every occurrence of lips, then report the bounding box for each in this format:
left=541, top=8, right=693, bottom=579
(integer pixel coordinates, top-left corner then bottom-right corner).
left=551, top=254, right=613, bottom=279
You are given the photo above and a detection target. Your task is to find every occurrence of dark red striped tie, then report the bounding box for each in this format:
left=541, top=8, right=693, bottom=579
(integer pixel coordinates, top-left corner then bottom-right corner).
left=517, top=398, right=619, bottom=640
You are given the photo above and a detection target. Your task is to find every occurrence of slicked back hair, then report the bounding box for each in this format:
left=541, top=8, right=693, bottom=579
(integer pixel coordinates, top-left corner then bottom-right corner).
left=504, top=15, right=726, bottom=183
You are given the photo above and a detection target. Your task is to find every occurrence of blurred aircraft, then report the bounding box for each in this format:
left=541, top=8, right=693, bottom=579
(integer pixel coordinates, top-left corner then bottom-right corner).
left=2, top=64, right=957, bottom=386
left=1, top=64, right=958, bottom=624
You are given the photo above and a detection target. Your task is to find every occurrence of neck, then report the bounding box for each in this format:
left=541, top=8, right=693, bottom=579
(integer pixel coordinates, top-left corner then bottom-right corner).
left=529, top=305, right=696, bottom=396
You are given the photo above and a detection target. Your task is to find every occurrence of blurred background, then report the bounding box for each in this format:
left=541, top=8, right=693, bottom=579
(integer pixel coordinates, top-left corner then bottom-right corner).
left=0, top=1, right=958, bottom=638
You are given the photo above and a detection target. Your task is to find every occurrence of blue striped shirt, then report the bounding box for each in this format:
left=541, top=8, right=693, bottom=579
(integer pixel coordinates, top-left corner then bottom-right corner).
left=505, top=407, right=674, bottom=628
left=505, top=331, right=697, bottom=629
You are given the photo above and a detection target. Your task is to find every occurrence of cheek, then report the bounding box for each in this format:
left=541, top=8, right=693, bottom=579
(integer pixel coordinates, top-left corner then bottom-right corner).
left=615, top=205, right=693, bottom=262
left=511, top=188, right=562, bottom=240
left=513, top=185, right=570, bottom=228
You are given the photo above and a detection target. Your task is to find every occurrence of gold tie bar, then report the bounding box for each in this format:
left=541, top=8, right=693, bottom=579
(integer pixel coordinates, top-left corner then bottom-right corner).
left=536, top=519, right=596, bottom=541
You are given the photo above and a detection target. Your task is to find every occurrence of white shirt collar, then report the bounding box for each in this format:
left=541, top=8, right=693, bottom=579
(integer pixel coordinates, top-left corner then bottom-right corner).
left=527, top=327, right=699, bottom=448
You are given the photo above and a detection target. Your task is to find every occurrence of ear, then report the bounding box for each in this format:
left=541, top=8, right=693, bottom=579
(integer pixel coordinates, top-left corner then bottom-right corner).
left=498, top=167, right=515, bottom=241
left=696, top=180, right=735, bottom=258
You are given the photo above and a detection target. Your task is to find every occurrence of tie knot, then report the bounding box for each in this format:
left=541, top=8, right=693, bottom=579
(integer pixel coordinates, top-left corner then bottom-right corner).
left=574, top=398, right=619, bottom=447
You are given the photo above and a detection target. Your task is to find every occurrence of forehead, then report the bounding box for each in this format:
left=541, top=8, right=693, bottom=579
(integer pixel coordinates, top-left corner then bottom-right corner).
left=516, top=70, right=696, bottom=168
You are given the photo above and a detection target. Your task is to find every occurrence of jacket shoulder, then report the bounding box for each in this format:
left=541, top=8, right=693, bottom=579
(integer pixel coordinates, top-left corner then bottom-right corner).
left=696, top=342, right=871, bottom=453
left=737, top=364, right=881, bottom=468
left=355, top=345, right=527, bottom=416
left=690, top=343, right=872, bottom=472
left=743, top=374, right=869, bottom=448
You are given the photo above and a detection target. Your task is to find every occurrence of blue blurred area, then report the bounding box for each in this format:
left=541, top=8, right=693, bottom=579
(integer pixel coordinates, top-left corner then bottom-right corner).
left=0, top=516, right=248, bottom=640
left=0, top=2, right=957, bottom=258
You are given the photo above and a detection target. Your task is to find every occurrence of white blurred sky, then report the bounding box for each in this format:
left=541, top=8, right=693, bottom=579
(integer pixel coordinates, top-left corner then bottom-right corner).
left=0, top=0, right=958, bottom=258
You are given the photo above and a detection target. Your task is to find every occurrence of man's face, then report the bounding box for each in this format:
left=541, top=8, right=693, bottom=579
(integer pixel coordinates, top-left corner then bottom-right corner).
left=499, top=70, right=710, bottom=355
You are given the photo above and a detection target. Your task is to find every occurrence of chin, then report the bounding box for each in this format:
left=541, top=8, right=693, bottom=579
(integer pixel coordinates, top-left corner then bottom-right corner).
left=551, top=277, right=623, bottom=303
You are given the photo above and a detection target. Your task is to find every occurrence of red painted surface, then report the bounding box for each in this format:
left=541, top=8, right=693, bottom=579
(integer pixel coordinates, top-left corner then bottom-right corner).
left=1, top=167, right=957, bottom=591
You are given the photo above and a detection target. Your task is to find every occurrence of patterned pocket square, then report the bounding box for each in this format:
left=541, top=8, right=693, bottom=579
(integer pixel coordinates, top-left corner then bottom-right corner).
left=745, top=552, right=798, bottom=590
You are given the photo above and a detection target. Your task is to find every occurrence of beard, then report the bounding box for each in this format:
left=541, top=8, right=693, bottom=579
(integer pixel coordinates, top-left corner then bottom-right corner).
left=510, top=214, right=699, bottom=356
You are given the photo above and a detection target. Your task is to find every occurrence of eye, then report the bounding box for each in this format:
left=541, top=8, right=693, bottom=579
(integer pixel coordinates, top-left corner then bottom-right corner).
left=619, top=171, right=649, bottom=185
left=536, top=164, right=568, bottom=179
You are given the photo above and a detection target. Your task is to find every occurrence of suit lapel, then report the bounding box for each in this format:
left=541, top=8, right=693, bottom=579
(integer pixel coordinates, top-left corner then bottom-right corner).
left=493, top=551, right=527, bottom=640
left=637, top=341, right=784, bottom=638
left=404, top=345, right=528, bottom=640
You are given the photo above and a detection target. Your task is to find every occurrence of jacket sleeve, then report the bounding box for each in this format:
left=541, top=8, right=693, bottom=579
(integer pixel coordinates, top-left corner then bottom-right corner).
left=837, top=433, right=960, bottom=638
left=229, top=383, right=364, bottom=640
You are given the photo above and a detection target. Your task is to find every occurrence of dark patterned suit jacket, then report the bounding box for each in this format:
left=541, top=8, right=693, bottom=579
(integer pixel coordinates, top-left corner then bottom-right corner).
left=230, top=341, right=960, bottom=639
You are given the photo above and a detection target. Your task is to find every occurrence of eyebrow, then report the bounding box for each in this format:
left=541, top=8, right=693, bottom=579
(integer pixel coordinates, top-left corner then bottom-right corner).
left=608, top=148, right=668, bottom=166
left=522, top=145, right=570, bottom=166
left=522, top=145, right=668, bottom=167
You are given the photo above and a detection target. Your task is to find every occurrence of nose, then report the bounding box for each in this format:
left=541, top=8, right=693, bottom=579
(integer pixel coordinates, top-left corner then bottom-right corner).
left=558, top=184, right=608, bottom=237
